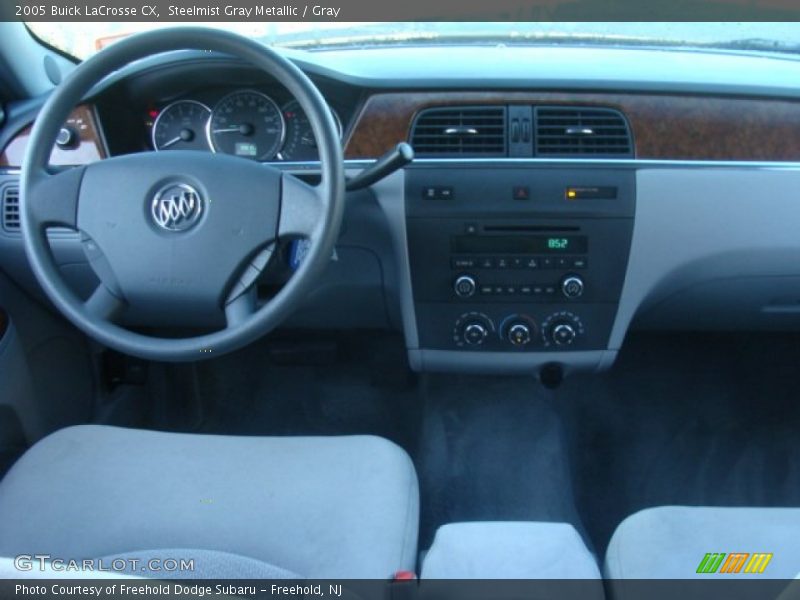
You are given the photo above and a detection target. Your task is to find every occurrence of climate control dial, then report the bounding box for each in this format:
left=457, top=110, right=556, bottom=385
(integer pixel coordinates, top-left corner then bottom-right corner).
left=500, top=314, right=538, bottom=347
left=542, top=311, right=585, bottom=348
left=453, top=312, right=495, bottom=348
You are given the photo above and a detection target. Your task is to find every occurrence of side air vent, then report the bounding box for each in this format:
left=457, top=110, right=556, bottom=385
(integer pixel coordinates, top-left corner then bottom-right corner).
left=1, top=186, right=19, bottom=232
left=535, top=106, right=633, bottom=157
left=410, top=106, right=507, bottom=157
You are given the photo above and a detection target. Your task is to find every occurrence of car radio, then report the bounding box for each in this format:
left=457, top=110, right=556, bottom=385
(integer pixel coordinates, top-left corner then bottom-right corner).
left=449, top=233, right=588, bottom=301
left=404, top=166, right=635, bottom=354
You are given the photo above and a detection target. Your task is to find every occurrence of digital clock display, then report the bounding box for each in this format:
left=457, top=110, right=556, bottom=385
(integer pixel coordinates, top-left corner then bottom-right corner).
left=547, top=238, right=570, bottom=250
left=451, top=235, right=587, bottom=255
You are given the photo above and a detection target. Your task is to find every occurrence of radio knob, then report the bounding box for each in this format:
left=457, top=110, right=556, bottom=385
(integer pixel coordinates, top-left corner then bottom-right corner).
left=551, top=323, right=577, bottom=346
left=454, top=275, right=477, bottom=298
left=463, top=322, right=489, bottom=346
left=507, top=323, right=532, bottom=346
left=561, top=274, right=584, bottom=299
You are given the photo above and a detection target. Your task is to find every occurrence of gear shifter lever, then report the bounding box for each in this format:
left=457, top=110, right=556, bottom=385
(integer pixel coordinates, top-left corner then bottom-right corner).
left=346, top=142, right=414, bottom=191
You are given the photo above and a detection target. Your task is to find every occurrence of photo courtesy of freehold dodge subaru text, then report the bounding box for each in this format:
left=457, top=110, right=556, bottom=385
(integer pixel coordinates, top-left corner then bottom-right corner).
left=1, top=5, right=800, bottom=600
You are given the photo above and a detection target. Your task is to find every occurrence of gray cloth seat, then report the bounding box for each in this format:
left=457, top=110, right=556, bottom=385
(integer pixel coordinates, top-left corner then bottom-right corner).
left=0, top=425, right=419, bottom=579
left=422, top=522, right=603, bottom=579
left=605, top=506, right=800, bottom=579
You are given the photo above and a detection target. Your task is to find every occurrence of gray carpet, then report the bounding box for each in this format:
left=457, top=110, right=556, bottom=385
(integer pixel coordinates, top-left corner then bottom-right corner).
left=144, top=330, right=800, bottom=560
left=557, top=333, right=800, bottom=555
left=417, top=374, right=586, bottom=550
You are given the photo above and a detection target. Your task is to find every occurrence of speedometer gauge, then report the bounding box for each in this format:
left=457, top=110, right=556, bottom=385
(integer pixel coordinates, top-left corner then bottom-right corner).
left=152, top=100, right=212, bottom=151
left=208, top=90, right=285, bottom=161
left=278, top=100, right=342, bottom=162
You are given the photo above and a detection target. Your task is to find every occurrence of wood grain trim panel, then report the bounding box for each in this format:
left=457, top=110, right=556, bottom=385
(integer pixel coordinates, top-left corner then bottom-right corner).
left=344, top=91, right=800, bottom=161
left=0, top=105, right=107, bottom=167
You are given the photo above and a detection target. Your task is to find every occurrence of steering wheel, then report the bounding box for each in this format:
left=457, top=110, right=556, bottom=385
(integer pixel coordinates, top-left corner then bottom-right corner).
left=20, top=28, right=345, bottom=362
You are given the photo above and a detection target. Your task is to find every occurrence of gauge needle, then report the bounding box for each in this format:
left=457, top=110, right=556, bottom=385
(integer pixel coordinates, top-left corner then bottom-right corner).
left=159, top=129, right=195, bottom=149
left=160, top=136, right=182, bottom=149
left=213, top=123, right=255, bottom=135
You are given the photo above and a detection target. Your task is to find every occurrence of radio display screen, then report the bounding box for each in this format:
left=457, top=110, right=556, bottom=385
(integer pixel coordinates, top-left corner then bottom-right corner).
left=451, top=235, right=588, bottom=255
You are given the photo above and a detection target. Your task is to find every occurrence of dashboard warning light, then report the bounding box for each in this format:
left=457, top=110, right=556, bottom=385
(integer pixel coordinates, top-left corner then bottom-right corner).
left=566, top=189, right=577, bottom=199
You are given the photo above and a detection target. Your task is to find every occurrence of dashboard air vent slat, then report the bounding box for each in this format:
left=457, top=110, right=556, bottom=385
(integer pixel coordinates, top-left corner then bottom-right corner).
left=411, top=106, right=507, bottom=157
left=1, top=186, right=19, bottom=232
left=535, top=107, right=633, bottom=157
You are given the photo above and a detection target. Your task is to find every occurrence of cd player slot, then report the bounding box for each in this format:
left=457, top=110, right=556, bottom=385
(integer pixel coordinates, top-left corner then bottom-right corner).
left=482, top=225, right=581, bottom=233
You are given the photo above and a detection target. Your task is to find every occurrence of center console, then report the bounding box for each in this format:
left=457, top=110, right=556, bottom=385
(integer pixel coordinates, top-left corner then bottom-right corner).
left=404, top=164, right=635, bottom=373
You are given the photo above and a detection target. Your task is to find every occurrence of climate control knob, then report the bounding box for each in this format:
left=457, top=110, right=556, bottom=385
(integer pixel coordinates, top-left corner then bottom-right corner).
left=507, top=323, right=532, bottom=346
left=501, top=315, right=537, bottom=347
left=561, top=274, right=584, bottom=299
left=454, top=312, right=495, bottom=347
left=541, top=311, right=585, bottom=348
left=454, top=275, right=477, bottom=298
left=551, top=323, right=577, bottom=346
left=463, top=322, right=489, bottom=345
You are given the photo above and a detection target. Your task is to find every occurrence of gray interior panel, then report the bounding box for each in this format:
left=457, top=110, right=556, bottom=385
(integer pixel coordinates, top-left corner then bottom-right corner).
left=612, top=168, right=800, bottom=348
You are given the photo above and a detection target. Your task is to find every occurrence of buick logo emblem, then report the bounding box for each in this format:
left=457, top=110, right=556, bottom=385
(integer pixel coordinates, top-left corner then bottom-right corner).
left=151, top=183, right=203, bottom=232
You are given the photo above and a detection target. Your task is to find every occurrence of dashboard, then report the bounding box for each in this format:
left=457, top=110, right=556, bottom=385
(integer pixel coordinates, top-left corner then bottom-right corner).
left=88, top=61, right=362, bottom=165
left=4, top=45, right=800, bottom=375
left=147, top=91, right=342, bottom=161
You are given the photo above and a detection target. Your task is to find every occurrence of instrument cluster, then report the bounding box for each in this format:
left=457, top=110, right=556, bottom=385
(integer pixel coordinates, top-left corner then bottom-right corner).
left=147, top=89, right=343, bottom=162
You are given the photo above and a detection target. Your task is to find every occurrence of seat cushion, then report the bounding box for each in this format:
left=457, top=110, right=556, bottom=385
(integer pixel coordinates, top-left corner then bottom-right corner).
left=605, top=506, right=800, bottom=579
left=422, top=522, right=603, bottom=579
left=0, top=425, right=419, bottom=579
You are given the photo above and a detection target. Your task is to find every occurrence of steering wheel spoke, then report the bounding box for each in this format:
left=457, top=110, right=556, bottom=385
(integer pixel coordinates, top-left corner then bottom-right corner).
left=279, top=173, right=324, bottom=240
left=24, top=166, right=84, bottom=230
left=224, top=287, right=257, bottom=328
left=84, top=283, right=125, bottom=321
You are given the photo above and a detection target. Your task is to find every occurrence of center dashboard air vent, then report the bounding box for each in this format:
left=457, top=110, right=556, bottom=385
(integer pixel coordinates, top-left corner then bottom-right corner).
left=1, top=186, right=19, bottom=232
left=410, top=106, right=507, bottom=157
left=534, top=106, right=633, bottom=157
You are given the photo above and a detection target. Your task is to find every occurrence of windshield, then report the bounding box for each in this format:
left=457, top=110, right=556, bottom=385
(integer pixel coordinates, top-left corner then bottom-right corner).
left=27, top=22, right=800, bottom=60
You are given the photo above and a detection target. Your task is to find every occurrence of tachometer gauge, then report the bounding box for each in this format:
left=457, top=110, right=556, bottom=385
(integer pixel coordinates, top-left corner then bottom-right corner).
left=208, top=90, right=285, bottom=161
left=151, top=100, right=212, bottom=152
left=278, top=100, right=342, bottom=161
